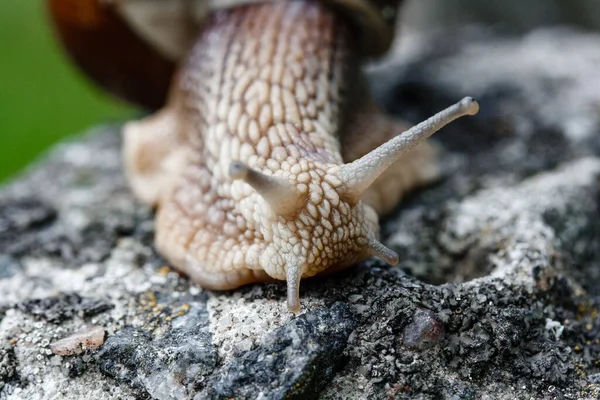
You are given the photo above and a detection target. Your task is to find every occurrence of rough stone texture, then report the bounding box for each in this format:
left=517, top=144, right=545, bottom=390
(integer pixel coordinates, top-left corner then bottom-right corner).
left=401, top=0, right=600, bottom=33
left=2, top=28, right=600, bottom=399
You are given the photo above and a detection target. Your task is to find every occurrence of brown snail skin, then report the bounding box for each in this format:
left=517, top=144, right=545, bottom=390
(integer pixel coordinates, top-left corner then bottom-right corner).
left=48, top=0, right=479, bottom=312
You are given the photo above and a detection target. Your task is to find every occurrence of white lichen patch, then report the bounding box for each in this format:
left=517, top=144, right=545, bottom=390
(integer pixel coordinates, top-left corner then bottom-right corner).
left=206, top=290, right=295, bottom=361
left=545, top=318, right=565, bottom=341
left=4, top=370, right=135, bottom=400
left=390, top=157, right=600, bottom=288
left=0, top=239, right=155, bottom=309
left=0, top=258, right=94, bottom=306
left=448, top=158, right=600, bottom=285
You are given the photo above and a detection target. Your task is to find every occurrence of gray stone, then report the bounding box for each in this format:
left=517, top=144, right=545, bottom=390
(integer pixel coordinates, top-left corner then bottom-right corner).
left=199, top=303, right=356, bottom=400
left=401, top=0, right=600, bottom=33
left=2, top=28, right=600, bottom=399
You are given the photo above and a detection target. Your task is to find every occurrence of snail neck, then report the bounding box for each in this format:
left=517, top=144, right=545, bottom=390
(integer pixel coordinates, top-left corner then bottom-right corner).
left=174, top=1, right=360, bottom=168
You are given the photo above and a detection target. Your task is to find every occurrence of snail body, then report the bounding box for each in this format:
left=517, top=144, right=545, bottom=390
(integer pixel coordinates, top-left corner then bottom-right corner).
left=49, top=0, right=479, bottom=311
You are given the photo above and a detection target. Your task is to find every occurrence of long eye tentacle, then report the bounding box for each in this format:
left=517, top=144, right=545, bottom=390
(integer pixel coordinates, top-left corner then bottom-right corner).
left=339, top=97, right=479, bottom=203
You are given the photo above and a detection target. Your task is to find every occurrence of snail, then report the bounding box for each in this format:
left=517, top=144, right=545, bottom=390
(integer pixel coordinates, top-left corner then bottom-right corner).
left=48, top=0, right=479, bottom=312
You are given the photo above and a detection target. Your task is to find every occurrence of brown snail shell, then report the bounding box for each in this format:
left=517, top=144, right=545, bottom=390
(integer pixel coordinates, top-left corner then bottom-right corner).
left=47, top=0, right=401, bottom=109
left=47, top=0, right=176, bottom=109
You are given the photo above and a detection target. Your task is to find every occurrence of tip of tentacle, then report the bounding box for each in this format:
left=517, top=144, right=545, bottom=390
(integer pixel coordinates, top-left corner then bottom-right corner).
left=287, top=296, right=302, bottom=313
left=368, top=239, right=399, bottom=265
left=286, top=262, right=304, bottom=313
left=459, top=97, right=479, bottom=115
left=228, top=161, right=249, bottom=180
left=228, top=161, right=306, bottom=216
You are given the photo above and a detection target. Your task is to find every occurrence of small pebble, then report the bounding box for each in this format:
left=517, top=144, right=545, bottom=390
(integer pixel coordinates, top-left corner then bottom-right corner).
left=50, top=326, right=106, bottom=356
left=403, top=308, right=445, bottom=348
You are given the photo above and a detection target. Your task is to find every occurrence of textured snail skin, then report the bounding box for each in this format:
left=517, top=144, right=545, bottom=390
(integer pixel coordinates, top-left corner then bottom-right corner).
left=123, top=1, right=477, bottom=312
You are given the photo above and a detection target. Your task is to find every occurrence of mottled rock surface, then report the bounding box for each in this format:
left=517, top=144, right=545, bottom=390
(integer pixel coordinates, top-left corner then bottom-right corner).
left=401, top=0, right=600, bottom=33
left=2, top=28, right=600, bottom=399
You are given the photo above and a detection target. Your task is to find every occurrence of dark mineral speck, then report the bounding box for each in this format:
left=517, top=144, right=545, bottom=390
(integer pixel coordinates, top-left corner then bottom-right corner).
left=403, top=308, right=444, bottom=348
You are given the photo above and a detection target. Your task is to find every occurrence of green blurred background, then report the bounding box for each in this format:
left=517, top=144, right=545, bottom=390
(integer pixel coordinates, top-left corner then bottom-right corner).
left=0, top=0, right=134, bottom=183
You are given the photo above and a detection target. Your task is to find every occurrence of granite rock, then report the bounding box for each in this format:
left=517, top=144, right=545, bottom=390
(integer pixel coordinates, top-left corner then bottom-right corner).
left=2, top=28, right=600, bottom=399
